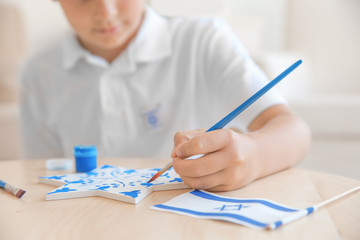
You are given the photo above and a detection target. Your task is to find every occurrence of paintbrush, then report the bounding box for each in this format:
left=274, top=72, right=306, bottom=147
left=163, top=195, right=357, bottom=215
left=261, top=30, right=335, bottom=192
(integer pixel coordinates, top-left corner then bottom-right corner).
left=0, top=179, right=26, bottom=198
left=148, top=60, right=303, bottom=183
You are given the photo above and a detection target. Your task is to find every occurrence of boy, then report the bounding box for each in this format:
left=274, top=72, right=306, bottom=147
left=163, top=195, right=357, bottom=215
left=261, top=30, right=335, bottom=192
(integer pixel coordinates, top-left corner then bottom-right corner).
left=20, top=0, right=311, bottom=191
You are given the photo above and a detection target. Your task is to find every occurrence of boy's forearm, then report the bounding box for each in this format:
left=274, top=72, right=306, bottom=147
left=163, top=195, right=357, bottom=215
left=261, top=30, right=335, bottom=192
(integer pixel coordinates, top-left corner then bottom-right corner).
left=247, top=112, right=311, bottom=180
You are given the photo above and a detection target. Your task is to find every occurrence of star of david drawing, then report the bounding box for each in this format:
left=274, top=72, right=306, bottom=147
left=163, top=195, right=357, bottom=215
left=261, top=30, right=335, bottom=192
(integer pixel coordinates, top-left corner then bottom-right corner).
left=39, top=165, right=189, bottom=204
left=214, top=204, right=250, bottom=212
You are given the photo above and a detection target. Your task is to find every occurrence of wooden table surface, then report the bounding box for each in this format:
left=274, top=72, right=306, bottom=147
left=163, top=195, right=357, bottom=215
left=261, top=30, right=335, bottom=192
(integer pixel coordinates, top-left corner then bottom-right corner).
left=0, top=158, right=359, bottom=240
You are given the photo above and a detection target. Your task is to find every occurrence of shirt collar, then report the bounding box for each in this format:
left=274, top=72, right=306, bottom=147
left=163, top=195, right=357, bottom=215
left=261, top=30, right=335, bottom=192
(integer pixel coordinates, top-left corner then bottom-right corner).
left=130, top=6, right=172, bottom=63
left=62, top=31, right=86, bottom=70
left=62, top=6, right=172, bottom=71
left=62, top=30, right=110, bottom=69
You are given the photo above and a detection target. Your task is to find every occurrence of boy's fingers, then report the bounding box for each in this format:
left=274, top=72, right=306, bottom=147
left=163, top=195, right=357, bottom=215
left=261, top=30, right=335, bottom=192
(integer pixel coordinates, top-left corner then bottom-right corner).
left=172, top=129, right=206, bottom=158
left=173, top=151, right=230, bottom=178
left=173, top=129, right=206, bottom=147
left=175, top=129, right=231, bottom=158
left=180, top=167, right=237, bottom=191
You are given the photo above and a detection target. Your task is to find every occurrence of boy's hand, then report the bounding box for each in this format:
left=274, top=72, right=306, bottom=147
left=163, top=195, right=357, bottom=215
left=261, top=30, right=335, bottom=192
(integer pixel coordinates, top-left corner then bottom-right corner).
left=171, top=128, right=260, bottom=192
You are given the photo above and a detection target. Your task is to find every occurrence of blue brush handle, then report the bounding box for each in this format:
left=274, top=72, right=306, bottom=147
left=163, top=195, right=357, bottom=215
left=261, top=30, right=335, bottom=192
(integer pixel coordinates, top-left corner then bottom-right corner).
left=0, top=179, right=6, bottom=188
left=206, top=60, right=302, bottom=132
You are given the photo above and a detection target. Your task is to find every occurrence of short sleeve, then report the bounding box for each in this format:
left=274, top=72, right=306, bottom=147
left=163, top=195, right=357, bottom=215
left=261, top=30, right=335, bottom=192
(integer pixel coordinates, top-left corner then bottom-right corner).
left=199, top=19, right=287, bottom=131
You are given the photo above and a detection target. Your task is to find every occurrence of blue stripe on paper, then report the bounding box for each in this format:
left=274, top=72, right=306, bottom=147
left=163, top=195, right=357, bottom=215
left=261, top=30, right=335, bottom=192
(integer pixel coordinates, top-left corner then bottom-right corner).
left=153, top=204, right=267, bottom=228
left=190, top=190, right=298, bottom=212
left=306, top=206, right=315, bottom=214
left=273, top=220, right=283, bottom=229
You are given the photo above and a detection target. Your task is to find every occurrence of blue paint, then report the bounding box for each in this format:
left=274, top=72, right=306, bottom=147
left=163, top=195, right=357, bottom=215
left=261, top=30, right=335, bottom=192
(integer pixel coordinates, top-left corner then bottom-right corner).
left=45, top=175, right=66, bottom=180
left=191, top=190, right=298, bottom=212
left=85, top=172, right=99, bottom=176
left=69, top=179, right=94, bottom=185
left=306, top=206, right=315, bottom=214
left=48, top=187, right=77, bottom=194
left=41, top=165, right=188, bottom=203
left=153, top=204, right=267, bottom=228
left=66, top=180, right=86, bottom=184
left=64, top=179, right=95, bottom=185
left=215, top=204, right=248, bottom=211
left=110, top=183, right=122, bottom=188
left=101, top=165, right=115, bottom=169
left=150, top=168, right=161, bottom=172
left=274, top=220, right=283, bottom=228
left=94, top=186, right=111, bottom=191
left=113, top=180, right=125, bottom=187
left=111, top=169, right=123, bottom=178
left=169, top=178, right=183, bottom=183
left=141, top=182, right=165, bottom=188
left=161, top=173, right=171, bottom=178
left=141, top=182, right=155, bottom=188
left=120, top=190, right=141, bottom=198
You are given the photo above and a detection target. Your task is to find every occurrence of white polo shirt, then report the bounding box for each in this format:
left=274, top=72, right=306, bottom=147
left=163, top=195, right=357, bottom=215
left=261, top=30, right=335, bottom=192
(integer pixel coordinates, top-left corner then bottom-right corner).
left=20, top=7, right=286, bottom=159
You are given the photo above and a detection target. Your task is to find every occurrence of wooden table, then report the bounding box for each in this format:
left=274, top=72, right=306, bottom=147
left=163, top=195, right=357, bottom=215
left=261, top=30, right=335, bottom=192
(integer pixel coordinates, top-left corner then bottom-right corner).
left=0, top=158, right=359, bottom=240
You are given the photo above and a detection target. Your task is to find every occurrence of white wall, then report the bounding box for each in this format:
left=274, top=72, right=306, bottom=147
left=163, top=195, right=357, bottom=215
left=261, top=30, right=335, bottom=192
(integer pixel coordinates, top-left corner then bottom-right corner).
left=287, top=0, right=360, bottom=95
left=152, top=0, right=288, bottom=53
left=285, top=0, right=360, bottom=136
left=1, top=0, right=69, bottom=55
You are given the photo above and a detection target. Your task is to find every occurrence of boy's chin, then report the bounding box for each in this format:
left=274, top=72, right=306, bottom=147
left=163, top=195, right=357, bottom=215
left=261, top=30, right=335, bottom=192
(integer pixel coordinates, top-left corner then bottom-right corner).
left=100, top=33, right=132, bottom=45
left=86, top=37, right=128, bottom=51
left=79, top=31, right=133, bottom=53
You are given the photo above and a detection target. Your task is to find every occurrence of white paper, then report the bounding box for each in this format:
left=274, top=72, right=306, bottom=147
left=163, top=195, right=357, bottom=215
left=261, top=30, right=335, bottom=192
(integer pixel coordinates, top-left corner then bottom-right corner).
left=152, top=190, right=310, bottom=229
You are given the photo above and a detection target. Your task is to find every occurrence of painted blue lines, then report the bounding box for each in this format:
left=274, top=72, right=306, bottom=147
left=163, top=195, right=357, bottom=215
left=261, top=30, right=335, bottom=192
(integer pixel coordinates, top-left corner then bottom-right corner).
left=39, top=165, right=188, bottom=204
left=151, top=190, right=309, bottom=230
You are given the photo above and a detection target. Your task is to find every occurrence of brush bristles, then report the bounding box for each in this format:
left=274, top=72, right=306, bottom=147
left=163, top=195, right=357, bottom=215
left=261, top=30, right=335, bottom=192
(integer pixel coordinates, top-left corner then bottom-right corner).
left=148, top=162, right=173, bottom=183
left=147, top=172, right=161, bottom=183
left=16, top=189, right=26, bottom=198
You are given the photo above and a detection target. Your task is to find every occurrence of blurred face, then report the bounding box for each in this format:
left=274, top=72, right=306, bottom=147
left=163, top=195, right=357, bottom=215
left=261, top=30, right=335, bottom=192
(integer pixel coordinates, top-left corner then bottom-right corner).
left=58, top=0, right=145, bottom=59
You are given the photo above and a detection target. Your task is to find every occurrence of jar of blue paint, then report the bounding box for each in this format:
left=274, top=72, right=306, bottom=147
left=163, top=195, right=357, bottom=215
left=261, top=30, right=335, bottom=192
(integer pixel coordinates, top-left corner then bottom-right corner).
left=74, top=145, right=97, bottom=172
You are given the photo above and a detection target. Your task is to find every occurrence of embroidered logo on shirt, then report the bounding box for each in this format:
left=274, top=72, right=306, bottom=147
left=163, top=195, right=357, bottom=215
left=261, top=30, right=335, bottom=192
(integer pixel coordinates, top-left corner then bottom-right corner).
left=143, top=104, right=163, bottom=131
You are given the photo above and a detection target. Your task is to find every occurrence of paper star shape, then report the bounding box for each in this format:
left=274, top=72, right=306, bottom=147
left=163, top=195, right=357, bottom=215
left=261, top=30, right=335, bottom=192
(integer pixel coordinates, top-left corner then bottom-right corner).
left=39, top=165, right=189, bottom=204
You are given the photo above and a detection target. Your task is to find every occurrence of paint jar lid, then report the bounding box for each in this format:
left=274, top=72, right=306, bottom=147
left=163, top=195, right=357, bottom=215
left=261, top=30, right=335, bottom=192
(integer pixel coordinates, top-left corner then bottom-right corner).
left=46, top=158, right=73, bottom=171
left=73, top=145, right=98, bottom=157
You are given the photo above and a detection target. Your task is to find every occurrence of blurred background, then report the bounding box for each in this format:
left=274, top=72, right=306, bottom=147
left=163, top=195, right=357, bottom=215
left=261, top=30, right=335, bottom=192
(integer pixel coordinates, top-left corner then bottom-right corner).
left=0, top=0, right=359, bottom=179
